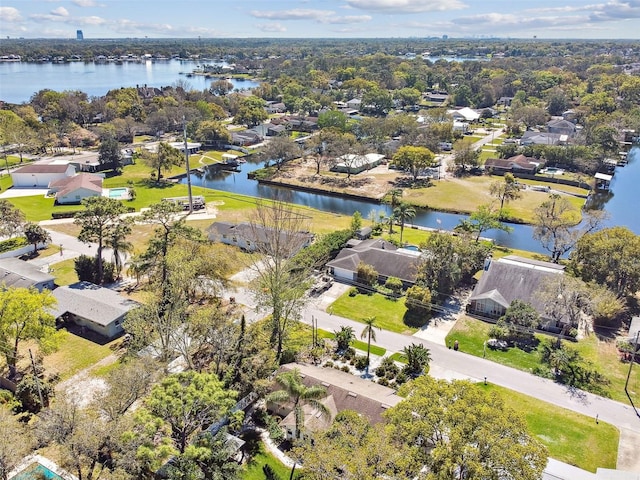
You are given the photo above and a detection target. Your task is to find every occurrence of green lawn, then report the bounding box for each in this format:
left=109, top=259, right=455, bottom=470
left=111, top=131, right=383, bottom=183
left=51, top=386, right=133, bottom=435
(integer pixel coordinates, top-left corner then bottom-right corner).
left=40, top=329, right=117, bottom=380
left=447, top=315, right=640, bottom=404
left=328, top=291, right=426, bottom=334
left=242, top=442, right=298, bottom=480
left=481, top=383, right=618, bottom=472
left=49, top=258, right=79, bottom=286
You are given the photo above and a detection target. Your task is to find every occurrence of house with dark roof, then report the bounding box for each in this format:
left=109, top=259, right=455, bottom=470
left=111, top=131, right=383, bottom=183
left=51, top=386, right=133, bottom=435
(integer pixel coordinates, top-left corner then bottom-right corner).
left=269, top=363, right=403, bottom=441
left=484, top=154, right=539, bottom=175
left=467, top=255, right=566, bottom=331
left=51, top=281, right=139, bottom=339
left=207, top=222, right=313, bottom=255
left=11, top=163, right=76, bottom=188
left=547, top=119, right=577, bottom=137
left=326, top=239, right=420, bottom=288
left=0, top=258, right=55, bottom=291
left=48, top=173, right=103, bottom=205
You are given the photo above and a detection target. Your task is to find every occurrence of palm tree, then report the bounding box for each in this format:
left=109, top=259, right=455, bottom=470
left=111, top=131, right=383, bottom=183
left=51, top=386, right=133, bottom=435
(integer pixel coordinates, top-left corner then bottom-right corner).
left=334, top=325, right=355, bottom=352
left=360, top=316, right=380, bottom=375
left=393, top=202, right=416, bottom=244
left=23, top=222, right=51, bottom=255
left=402, top=343, right=432, bottom=377
left=106, top=222, right=133, bottom=279
left=386, top=189, right=402, bottom=233
left=266, top=368, right=329, bottom=440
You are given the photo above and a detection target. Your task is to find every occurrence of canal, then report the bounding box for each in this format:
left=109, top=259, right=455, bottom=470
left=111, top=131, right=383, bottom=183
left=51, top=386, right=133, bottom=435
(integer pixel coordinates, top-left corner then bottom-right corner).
left=184, top=146, right=639, bottom=254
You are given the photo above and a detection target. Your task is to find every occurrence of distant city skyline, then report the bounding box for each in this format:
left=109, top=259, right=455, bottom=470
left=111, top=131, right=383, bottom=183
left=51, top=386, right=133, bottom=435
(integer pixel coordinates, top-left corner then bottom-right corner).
left=1, top=0, right=639, bottom=40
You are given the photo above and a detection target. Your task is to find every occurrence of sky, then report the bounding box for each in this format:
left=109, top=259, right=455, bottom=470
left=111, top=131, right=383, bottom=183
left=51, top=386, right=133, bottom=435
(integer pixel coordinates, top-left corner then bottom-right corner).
left=1, top=0, right=639, bottom=40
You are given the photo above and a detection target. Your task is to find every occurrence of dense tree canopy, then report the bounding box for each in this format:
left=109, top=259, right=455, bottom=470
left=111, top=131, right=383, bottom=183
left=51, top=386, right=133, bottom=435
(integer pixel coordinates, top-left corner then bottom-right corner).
left=385, top=376, right=548, bottom=480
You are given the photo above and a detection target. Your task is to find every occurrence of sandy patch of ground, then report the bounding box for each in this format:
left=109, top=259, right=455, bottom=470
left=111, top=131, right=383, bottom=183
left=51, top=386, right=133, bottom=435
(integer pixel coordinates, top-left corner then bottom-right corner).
left=269, top=157, right=402, bottom=200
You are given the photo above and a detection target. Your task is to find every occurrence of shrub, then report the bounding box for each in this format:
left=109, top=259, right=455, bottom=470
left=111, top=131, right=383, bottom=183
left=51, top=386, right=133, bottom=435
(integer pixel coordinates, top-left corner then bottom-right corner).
left=378, top=377, right=390, bottom=386
left=405, top=285, right=431, bottom=316
left=15, top=374, right=52, bottom=413
left=323, top=361, right=334, bottom=368
left=385, top=276, right=403, bottom=295
left=341, top=365, right=350, bottom=373
left=348, top=287, right=358, bottom=297
left=488, top=324, right=509, bottom=341
left=356, top=262, right=378, bottom=288
left=354, top=355, right=369, bottom=370
left=0, top=236, right=28, bottom=254
left=74, top=255, right=116, bottom=284
left=51, top=211, right=78, bottom=219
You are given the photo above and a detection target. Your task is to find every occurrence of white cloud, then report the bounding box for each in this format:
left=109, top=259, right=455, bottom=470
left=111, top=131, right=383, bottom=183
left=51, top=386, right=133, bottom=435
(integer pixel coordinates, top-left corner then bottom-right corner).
left=72, top=0, right=99, bottom=6
left=250, top=9, right=371, bottom=24
left=0, top=7, right=21, bottom=22
left=51, top=7, right=69, bottom=17
left=346, top=0, right=466, bottom=13
left=250, top=9, right=336, bottom=21
left=257, top=22, right=287, bottom=32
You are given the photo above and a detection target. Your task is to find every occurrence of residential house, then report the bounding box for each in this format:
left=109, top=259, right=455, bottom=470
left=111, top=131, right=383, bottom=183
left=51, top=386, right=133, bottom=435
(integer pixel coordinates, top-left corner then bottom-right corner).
left=49, top=173, right=103, bottom=205
left=0, top=258, right=55, bottom=291
left=346, top=98, right=362, bottom=111
left=447, top=107, right=480, bottom=122
left=467, top=255, right=566, bottom=332
left=497, top=96, right=514, bottom=107
left=426, top=92, right=449, bottom=103
left=520, top=131, right=565, bottom=146
left=266, top=124, right=287, bottom=136
left=354, top=226, right=372, bottom=240
left=331, top=153, right=385, bottom=175
left=169, top=142, right=201, bottom=155
left=269, top=363, right=403, bottom=441
left=484, top=154, right=538, bottom=175
left=326, top=238, right=420, bottom=288
left=547, top=119, right=577, bottom=137
left=207, top=222, right=313, bottom=255
left=11, top=163, right=76, bottom=188
left=231, top=130, right=262, bottom=147
left=51, top=281, right=139, bottom=339
left=265, top=101, right=286, bottom=114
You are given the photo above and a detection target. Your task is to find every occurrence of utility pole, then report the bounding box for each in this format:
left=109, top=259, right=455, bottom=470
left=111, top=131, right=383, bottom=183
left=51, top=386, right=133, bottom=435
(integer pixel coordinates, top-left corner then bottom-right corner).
left=183, top=116, right=193, bottom=214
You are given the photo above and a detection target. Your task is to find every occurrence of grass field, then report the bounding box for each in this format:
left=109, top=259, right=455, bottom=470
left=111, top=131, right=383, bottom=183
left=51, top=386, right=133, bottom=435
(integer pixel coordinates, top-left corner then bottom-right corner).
left=241, top=441, right=299, bottom=480
left=447, top=315, right=640, bottom=404
left=481, top=383, right=618, bottom=472
left=328, top=291, right=426, bottom=334
left=287, top=322, right=387, bottom=357
left=402, top=174, right=587, bottom=224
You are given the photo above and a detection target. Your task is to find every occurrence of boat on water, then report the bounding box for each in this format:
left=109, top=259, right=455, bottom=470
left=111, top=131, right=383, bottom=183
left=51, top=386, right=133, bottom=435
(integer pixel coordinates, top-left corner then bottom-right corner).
left=618, top=151, right=628, bottom=166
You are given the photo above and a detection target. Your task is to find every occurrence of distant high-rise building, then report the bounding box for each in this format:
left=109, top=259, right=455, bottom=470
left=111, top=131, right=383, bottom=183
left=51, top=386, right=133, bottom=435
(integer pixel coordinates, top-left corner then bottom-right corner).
left=76, top=30, right=84, bottom=40
left=442, top=34, right=448, bottom=40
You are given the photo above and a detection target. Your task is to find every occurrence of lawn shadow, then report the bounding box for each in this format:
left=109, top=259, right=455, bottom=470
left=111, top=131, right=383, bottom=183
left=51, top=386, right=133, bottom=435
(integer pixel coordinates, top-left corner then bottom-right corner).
left=60, top=322, right=117, bottom=346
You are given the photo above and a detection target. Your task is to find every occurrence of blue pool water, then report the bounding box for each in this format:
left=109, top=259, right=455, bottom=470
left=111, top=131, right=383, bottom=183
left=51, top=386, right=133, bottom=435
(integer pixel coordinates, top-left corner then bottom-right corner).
left=11, top=463, right=64, bottom=480
left=108, top=187, right=128, bottom=198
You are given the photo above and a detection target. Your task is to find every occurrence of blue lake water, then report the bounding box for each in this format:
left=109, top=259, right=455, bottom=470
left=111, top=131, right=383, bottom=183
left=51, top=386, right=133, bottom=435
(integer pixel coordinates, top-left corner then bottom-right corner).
left=185, top=146, right=639, bottom=254
left=0, top=60, right=259, bottom=103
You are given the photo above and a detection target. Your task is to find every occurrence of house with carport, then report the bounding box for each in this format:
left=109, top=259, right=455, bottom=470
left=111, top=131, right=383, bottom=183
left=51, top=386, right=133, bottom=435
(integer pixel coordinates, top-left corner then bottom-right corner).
left=51, top=281, right=139, bottom=339
left=11, top=163, right=76, bottom=188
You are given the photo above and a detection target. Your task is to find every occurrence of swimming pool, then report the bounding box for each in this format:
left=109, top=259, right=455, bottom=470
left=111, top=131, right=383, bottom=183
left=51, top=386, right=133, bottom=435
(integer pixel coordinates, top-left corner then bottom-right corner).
left=10, top=463, right=65, bottom=480
left=108, top=187, right=129, bottom=198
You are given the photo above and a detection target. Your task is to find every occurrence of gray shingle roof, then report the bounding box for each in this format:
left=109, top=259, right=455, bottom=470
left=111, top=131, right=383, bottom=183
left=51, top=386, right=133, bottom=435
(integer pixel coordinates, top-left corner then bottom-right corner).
left=0, top=258, right=54, bottom=288
left=51, top=281, right=138, bottom=326
left=470, top=256, right=564, bottom=314
left=327, top=240, right=418, bottom=283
